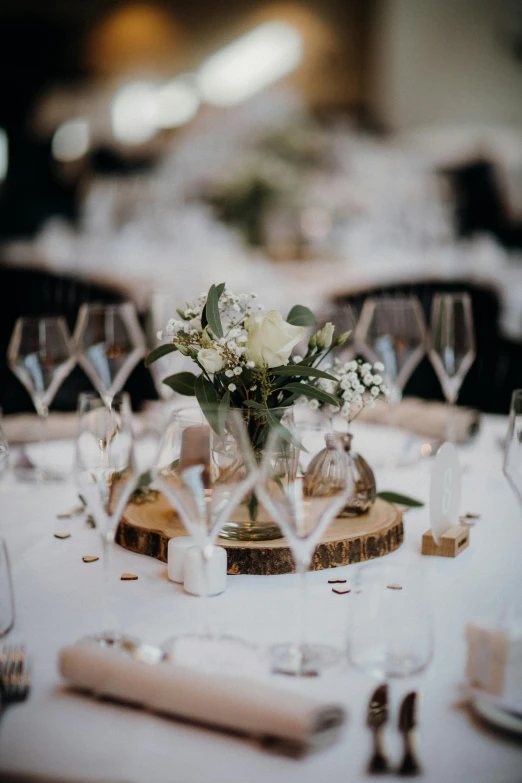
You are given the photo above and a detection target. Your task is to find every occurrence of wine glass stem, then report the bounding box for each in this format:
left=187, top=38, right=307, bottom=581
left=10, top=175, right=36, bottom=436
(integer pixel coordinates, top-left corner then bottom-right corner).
left=201, top=547, right=212, bottom=637
left=295, top=556, right=310, bottom=665
left=36, top=404, right=49, bottom=479
left=101, top=533, right=119, bottom=635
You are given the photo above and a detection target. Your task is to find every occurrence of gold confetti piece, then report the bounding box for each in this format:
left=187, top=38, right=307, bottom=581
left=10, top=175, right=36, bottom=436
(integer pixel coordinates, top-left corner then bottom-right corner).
left=57, top=505, right=85, bottom=519
left=54, top=532, right=71, bottom=539
left=82, top=556, right=99, bottom=563
left=332, top=588, right=351, bottom=595
left=120, top=573, right=138, bottom=581
left=387, top=583, right=402, bottom=590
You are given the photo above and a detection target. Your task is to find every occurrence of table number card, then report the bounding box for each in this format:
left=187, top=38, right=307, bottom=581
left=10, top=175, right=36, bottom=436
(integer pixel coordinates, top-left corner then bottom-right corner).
left=422, top=443, right=468, bottom=557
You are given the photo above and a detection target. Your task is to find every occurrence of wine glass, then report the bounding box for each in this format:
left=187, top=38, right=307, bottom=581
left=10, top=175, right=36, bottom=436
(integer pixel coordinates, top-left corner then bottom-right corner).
left=503, top=389, right=522, bottom=506
left=0, top=411, right=8, bottom=481
left=7, top=316, right=76, bottom=480
left=347, top=563, right=434, bottom=679
left=429, top=292, right=476, bottom=444
left=153, top=407, right=259, bottom=664
left=256, top=427, right=351, bottom=676
left=74, top=392, right=139, bottom=638
left=74, top=302, right=146, bottom=408
left=146, top=289, right=188, bottom=401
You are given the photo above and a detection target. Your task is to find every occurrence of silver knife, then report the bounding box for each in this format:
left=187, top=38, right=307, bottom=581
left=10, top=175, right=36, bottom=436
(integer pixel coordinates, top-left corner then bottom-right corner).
left=398, top=691, right=422, bottom=776
left=366, top=684, right=391, bottom=774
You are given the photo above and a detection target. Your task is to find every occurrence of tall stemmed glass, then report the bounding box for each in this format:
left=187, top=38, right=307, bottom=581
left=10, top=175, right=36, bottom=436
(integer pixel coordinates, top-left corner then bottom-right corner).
left=7, top=316, right=76, bottom=479
left=429, top=292, right=476, bottom=443
left=356, top=296, right=427, bottom=411
left=154, top=408, right=259, bottom=661
left=74, top=392, right=138, bottom=638
left=503, top=389, right=522, bottom=507
left=256, top=428, right=350, bottom=676
left=74, top=303, right=146, bottom=408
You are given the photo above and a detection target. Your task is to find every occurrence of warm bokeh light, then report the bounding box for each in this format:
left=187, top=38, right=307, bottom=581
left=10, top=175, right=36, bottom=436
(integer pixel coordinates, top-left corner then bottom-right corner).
left=0, top=129, right=7, bottom=180
left=197, top=21, right=303, bottom=107
left=51, top=119, right=90, bottom=162
left=111, top=81, right=158, bottom=145
left=155, top=77, right=200, bottom=129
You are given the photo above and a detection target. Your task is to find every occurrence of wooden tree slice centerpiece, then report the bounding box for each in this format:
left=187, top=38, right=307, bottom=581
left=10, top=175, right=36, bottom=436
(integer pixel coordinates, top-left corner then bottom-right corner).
left=116, top=492, right=403, bottom=575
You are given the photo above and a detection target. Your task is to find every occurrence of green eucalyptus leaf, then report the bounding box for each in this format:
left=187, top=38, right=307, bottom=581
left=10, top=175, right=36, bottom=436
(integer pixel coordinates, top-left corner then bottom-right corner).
left=206, top=283, right=224, bottom=339
left=377, top=491, right=425, bottom=508
left=264, top=411, right=308, bottom=452
left=162, top=372, right=198, bottom=395
left=272, top=365, right=337, bottom=381
left=280, top=382, right=340, bottom=408
left=194, top=376, right=221, bottom=434
left=144, top=343, right=178, bottom=368
left=286, top=305, right=316, bottom=327
left=217, top=390, right=231, bottom=437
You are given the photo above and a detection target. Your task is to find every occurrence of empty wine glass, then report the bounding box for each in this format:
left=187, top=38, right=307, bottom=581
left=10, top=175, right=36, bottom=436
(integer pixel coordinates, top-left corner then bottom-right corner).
left=0, top=411, right=8, bottom=481
left=7, top=316, right=76, bottom=480
left=256, top=427, right=351, bottom=676
left=153, top=408, right=259, bottom=663
left=74, top=392, right=138, bottom=637
left=347, top=563, right=434, bottom=679
left=429, top=292, right=476, bottom=444
left=356, top=296, right=427, bottom=410
left=503, top=389, right=522, bottom=506
left=146, top=289, right=188, bottom=401
left=74, top=302, right=146, bottom=408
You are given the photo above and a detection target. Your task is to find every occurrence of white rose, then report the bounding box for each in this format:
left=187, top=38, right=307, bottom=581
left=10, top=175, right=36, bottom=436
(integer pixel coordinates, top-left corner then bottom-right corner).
left=245, top=310, right=305, bottom=368
left=197, top=348, right=225, bottom=374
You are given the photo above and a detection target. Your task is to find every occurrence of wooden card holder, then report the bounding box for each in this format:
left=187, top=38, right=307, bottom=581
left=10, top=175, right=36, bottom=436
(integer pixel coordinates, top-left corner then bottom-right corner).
left=421, top=525, right=469, bottom=558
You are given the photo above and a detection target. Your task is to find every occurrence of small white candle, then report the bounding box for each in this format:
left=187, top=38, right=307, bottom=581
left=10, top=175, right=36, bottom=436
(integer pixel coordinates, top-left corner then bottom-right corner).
left=167, top=537, right=193, bottom=583
left=183, top=545, right=227, bottom=596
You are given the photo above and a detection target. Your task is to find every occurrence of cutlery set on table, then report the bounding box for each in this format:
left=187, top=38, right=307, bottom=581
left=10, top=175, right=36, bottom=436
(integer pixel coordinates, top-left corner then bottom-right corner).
left=367, top=685, right=422, bottom=776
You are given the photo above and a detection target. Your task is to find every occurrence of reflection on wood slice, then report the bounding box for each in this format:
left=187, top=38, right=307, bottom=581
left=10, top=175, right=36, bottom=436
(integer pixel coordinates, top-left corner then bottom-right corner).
left=117, top=494, right=403, bottom=575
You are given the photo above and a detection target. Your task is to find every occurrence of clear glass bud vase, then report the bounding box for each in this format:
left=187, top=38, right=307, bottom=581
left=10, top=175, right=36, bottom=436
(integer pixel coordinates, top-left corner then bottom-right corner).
left=304, top=432, right=376, bottom=517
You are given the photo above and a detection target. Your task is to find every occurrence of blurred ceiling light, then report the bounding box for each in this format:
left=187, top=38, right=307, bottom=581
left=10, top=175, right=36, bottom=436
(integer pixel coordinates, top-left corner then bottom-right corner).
left=155, top=77, right=200, bottom=129
left=111, top=81, right=158, bottom=145
left=52, top=119, right=90, bottom=162
left=0, top=129, right=7, bottom=180
left=197, top=22, right=303, bottom=107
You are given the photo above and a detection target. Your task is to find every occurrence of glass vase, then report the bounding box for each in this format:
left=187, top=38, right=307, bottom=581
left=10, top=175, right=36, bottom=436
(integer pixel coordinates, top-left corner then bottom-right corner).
left=304, top=432, right=376, bottom=517
left=217, top=407, right=296, bottom=541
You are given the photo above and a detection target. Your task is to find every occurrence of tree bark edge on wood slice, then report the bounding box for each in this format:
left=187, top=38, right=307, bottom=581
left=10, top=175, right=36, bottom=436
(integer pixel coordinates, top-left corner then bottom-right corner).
left=116, top=495, right=404, bottom=575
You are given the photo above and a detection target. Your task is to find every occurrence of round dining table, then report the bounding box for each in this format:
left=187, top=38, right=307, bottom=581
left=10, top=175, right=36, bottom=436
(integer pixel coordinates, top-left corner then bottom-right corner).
left=0, top=414, right=521, bottom=783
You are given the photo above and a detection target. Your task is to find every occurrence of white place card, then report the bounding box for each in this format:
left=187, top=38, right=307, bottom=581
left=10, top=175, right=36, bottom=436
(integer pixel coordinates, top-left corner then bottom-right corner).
left=429, top=442, right=462, bottom=545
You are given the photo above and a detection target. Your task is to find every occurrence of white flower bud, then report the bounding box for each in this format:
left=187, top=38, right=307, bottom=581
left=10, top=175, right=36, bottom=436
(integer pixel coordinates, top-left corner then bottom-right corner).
left=228, top=383, right=236, bottom=392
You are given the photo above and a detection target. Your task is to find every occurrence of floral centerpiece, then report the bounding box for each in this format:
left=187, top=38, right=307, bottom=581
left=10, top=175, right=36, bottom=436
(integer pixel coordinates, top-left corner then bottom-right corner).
left=145, top=283, right=350, bottom=539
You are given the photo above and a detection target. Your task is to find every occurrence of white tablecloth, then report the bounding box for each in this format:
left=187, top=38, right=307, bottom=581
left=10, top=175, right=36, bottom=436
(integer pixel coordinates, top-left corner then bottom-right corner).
left=0, top=417, right=521, bottom=783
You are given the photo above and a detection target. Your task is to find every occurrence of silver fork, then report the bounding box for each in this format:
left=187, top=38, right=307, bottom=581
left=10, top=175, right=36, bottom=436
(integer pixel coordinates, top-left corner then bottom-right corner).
left=0, top=644, right=30, bottom=714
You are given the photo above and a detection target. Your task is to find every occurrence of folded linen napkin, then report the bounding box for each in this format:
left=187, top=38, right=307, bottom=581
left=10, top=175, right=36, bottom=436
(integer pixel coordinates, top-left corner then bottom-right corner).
left=357, top=397, right=480, bottom=444
left=59, top=643, right=346, bottom=756
left=3, top=412, right=150, bottom=445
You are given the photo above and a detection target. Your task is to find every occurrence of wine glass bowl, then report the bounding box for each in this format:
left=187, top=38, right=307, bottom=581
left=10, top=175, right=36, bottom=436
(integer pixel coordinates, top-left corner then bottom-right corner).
left=429, top=292, right=476, bottom=405
left=503, top=389, right=522, bottom=506
left=74, top=302, right=146, bottom=407
left=7, top=316, right=76, bottom=479
left=356, top=296, right=427, bottom=405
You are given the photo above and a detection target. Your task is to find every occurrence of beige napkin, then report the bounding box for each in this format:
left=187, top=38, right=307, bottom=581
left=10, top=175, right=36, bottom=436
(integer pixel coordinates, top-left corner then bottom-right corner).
left=59, top=644, right=345, bottom=756
left=2, top=412, right=150, bottom=445
left=357, top=397, right=480, bottom=444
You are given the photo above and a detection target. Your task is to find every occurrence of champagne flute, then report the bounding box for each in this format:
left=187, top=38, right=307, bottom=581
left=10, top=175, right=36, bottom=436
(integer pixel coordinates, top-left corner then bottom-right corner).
left=74, top=303, right=146, bottom=408
left=7, top=316, right=76, bottom=480
left=429, top=292, right=476, bottom=444
left=74, top=392, right=138, bottom=638
left=256, top=428, right=350, bottom=676
left=503, top=389, right=522, bottom=506
left=154, top=408, right=259, bottom=663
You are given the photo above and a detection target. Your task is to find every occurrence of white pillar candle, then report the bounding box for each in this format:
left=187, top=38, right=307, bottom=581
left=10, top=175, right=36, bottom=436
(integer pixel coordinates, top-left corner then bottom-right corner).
left=167, top=537, right=194, bottom=583
left=183, top=545, right=227, bottom=597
